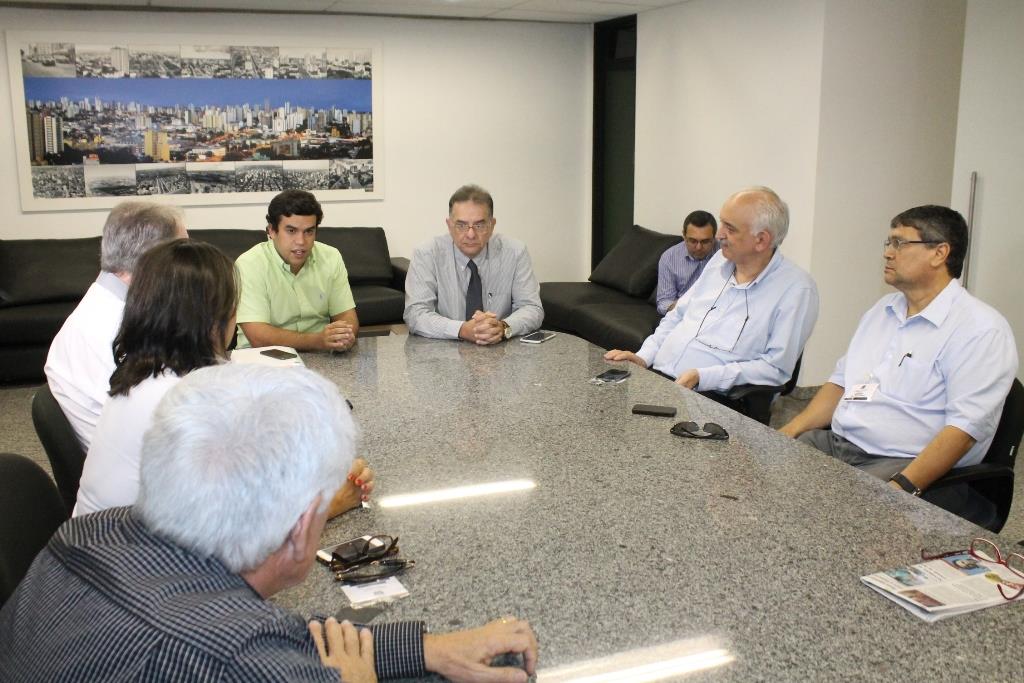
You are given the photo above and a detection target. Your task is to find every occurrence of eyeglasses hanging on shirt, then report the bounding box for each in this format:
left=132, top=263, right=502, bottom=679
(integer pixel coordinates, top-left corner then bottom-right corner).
left=694, top=274, right=750, bottom=352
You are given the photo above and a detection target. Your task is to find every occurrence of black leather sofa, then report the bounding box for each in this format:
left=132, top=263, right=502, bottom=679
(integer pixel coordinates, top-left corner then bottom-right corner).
left=540, top=224, right=681, bottom=351
left=0, top=227, right=408, bottom=384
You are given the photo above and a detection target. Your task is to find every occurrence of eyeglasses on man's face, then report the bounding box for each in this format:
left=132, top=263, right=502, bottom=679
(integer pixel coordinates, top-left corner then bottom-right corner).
left=685, top=237, right=715, bottom=248
left=921, top=538, right=1024, bottom=600
left=883, top=237, right=943, bottom=252
left=452, top=220, right=493, bottom=234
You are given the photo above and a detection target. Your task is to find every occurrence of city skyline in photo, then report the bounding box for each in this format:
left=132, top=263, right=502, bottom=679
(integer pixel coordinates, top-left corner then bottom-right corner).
left=24, top=77, right=372, bottom=112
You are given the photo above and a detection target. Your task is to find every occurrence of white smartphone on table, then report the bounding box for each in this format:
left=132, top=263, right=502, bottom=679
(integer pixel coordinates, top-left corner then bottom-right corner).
left=520, top=331, right=556, bottom=344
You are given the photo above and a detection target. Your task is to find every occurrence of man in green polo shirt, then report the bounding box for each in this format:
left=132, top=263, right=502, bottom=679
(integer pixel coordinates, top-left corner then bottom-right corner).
left=235, top=190, right=359, bottom=351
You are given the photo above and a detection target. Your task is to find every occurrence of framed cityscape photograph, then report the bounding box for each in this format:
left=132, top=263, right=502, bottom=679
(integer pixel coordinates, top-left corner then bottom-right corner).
left=7, top=31, right=381, bottom=211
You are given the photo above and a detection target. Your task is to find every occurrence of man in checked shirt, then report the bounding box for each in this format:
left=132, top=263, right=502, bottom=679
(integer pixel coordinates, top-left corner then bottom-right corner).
left=0, top=364, right=538, bottom=682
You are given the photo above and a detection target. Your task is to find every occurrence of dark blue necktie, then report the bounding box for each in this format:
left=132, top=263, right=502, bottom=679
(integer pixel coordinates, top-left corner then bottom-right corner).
left=465, top=259, right=483, bottom=320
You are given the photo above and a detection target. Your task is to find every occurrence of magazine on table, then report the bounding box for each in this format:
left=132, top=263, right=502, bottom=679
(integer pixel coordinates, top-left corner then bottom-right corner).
left=862, top=552, right=1024, bottom=622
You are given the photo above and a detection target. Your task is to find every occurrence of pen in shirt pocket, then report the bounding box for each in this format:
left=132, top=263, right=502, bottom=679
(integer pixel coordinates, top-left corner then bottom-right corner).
left=898, top=352, right=913, bottom=367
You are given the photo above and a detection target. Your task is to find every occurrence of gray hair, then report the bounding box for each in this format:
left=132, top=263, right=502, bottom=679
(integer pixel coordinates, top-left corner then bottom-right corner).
left=729, top=186, right=789, bottom=248
left=136, top=364, right=356, bottom=573
left=100, top=201, right=185, bottom=274
left=448, top=184, right=494, bottom=216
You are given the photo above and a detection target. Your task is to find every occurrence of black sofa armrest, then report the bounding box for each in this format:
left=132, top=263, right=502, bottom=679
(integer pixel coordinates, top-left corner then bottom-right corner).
left=391, top=257, right=410, bottom=292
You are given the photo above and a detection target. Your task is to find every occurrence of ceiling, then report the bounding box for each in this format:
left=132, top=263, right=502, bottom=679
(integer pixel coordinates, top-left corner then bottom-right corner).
left=4, top=0, right=687, bottom=23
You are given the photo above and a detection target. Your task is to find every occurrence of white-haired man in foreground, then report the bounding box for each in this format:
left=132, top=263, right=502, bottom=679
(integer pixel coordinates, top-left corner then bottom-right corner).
left=0, top=364, right=538, bottom=682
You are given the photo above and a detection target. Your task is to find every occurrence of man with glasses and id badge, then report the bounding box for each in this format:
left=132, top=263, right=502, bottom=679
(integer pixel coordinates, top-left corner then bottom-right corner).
left=605, top=187, right=818, bottom=406
left=404, top=184, right=543, bottom=344
left=780, top=206, right=1017, bottom=524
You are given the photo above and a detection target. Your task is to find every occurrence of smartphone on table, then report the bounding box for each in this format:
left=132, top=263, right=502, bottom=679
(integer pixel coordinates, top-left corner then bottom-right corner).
left=260, top=348, right=298, bottom=361
left=316, top=535, right=389, bottom=566
left=632, top=404, right=677, bottom=417
left=520, top=331, right=556, bottom=344
left=593, top=368, right=630, bottom=383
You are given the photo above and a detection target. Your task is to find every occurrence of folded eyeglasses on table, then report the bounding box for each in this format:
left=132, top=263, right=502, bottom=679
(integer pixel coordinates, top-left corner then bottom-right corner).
left=330, top=534, right=415, bottom=584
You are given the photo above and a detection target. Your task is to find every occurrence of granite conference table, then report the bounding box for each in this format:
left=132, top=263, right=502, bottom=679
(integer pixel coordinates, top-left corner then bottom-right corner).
left=275, top=333, right=1021, bottom=681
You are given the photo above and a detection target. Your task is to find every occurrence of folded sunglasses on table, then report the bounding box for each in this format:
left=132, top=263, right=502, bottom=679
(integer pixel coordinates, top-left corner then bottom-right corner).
left=670, top=421, right=729, bottom=441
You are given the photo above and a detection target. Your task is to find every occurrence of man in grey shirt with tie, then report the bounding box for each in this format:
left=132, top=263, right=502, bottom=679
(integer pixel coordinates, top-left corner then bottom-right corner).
left=404, top=184, right=544, bottom=344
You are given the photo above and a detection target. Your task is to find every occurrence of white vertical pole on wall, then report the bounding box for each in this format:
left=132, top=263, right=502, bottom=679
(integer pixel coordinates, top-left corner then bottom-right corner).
left=963, top=171, right=977, bottom=291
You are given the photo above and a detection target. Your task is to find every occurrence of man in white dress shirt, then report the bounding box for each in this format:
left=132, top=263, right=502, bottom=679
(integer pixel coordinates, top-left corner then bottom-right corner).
left=44, top=202, right=188, bottom=451
left=780, top=205, right=1017, bottom=520
left=605, top=187, right=818, bottom=395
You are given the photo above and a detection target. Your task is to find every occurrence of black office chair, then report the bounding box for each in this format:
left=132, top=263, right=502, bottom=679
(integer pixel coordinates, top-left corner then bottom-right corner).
left=924, top=378, right=1024, bottom=533
left=702, top=354, right=803, bottom=425
left=31, top=384, right=88, bottom=515
left=0, top=453, right=68, bottom=609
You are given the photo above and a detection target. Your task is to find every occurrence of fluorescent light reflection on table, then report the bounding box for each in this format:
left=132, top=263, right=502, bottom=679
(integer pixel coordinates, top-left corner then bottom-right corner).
left=538, top=637, right=733, bottom=683
left=377, top=479, right=536, bottom=508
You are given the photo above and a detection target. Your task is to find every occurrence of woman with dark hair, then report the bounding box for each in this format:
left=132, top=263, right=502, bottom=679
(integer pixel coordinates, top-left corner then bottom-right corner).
left=74, top=239, right=374, bottom=516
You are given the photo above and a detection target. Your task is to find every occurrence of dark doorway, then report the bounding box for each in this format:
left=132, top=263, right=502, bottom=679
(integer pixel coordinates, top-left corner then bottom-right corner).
left=592, top=15, right=637, bottom=269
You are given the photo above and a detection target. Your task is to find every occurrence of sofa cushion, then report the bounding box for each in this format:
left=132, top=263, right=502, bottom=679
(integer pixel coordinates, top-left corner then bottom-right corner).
left=316, top=227, right=393, bottom=286
left=588, top=225, right=681, bottom=298
left=0, top=237, right=100, bottom=308
left=351, top=285, right=405, bottom=327
left=0, top=346, right=49, bottom=384
left=0, top=302, right=78, bottom=346
left=573, top=303, right=664, bottom=352
left=539, top=281, right=641, bottom=332
left=192, top=229, right=265, bottom=261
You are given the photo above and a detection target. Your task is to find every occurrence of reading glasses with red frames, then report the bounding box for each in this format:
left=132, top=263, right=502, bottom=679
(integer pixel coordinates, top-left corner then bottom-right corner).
left=921, top=538, right=1024, bottom=600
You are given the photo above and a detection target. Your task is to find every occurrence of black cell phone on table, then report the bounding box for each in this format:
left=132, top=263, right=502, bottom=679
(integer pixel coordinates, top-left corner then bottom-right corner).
left=260, top=348, right=297, bottom=361
left=594, top=368, right=630, bottom=382
left=316, top=535, right=385, bottom=566
left=632, top=404, right=677, bottom=418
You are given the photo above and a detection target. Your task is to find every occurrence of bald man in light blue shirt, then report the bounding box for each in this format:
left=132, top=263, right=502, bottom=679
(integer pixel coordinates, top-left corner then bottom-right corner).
left=605, top=187, right=818, bottom=393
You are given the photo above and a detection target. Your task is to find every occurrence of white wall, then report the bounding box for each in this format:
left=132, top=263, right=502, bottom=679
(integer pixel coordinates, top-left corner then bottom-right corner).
left=0, top=8, right=593, bottom=282
left=950, top=0, right=1024, bottom=376
left=636, top=0, right=968, bottom=384
left=804, top=0, right=965, bottom=382
left=635, top=0, right=825, bottom=271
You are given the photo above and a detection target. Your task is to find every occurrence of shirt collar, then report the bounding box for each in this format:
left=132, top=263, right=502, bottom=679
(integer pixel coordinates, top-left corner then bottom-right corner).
left=887, top=278, right=961, bottom=327
left=452, top=238, right=489, bottom=269
left=96, top=271, right=129, bottom=301
left=267, top=240, right=317, bottom=273
left=720, top=248, right=784, bottom=289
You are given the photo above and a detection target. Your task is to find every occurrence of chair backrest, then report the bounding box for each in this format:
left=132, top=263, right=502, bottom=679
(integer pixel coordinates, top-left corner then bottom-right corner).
left=782, top=353, right=803, bottom=396
left=985, top=377, right=1024, bottom=469
left=31, top=384, right=87, bottom=515
left=0, top=453, right=67, bottom=609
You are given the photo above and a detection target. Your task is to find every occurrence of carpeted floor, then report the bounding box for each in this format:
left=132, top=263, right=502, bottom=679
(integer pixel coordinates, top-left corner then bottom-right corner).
left=3, top=381, right=1022, bottom=546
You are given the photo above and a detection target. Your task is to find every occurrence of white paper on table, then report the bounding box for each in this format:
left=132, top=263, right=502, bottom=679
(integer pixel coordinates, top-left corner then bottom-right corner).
left=230, top=346, right=304, bottom=367
left=340, top=577, right=409, bottom=608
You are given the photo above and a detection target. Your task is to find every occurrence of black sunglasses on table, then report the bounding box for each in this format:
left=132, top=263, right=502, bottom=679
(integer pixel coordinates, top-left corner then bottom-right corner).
left=670, top=421, right=729, bottom=441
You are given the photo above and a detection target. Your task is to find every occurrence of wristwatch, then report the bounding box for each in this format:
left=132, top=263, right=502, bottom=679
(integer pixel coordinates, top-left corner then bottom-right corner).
left=501, top=320, right=512, bottom=340
left=889, top=472, right=922, bottom=496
